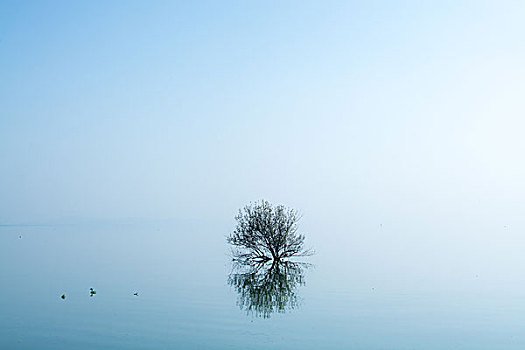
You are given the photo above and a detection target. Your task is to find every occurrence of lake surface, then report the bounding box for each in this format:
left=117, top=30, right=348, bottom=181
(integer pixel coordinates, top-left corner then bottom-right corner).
left=1, top=219, right=525, bottom=349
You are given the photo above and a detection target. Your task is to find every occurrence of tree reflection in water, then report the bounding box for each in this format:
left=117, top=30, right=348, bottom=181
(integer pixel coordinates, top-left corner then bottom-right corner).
left=228, top=260, right=310, bottom=318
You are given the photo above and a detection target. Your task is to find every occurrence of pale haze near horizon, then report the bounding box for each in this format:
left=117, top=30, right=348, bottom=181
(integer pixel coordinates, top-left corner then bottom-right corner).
left=1, top=1, right=525, bottom=252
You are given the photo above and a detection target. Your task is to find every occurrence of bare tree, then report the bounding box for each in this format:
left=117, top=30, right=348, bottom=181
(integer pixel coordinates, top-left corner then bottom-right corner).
left=227, top=200, right=313, bottom=263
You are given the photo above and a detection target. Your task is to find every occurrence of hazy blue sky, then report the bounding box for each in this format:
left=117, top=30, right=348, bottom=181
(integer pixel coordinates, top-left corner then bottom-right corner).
left=1, top=1, right=525, bottom=225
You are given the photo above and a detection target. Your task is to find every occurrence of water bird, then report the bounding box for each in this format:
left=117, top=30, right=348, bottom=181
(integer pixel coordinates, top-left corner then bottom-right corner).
left=61, top=294, right=66, bottom=299
left=89, top=288, right=96, bottom=296
left=133, top=292, right=139, bottom=296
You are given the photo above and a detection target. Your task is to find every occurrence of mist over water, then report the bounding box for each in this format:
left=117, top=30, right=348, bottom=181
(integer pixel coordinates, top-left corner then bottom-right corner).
left=2, top=216, right=525, bottom=349
left=2, top=1, right=525, bottom=349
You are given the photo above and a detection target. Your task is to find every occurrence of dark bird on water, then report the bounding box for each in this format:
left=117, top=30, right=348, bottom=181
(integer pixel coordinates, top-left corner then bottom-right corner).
left=89, top=288, right=96, bottom=296
left=133, top=292, right=139, bottom=296
left=61, top=294, right=66, bottom=299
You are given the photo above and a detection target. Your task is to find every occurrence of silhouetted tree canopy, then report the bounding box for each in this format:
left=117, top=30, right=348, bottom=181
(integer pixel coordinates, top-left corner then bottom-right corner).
left=227, top=200, right=312, bottom=263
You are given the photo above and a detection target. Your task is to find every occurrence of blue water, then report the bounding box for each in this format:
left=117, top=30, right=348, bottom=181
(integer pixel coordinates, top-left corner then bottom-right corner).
left=1, top=220, right=525, bottom=349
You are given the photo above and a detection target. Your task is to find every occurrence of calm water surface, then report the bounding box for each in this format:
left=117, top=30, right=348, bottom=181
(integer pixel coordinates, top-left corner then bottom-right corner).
left=1, top=220, right=525, bottom=349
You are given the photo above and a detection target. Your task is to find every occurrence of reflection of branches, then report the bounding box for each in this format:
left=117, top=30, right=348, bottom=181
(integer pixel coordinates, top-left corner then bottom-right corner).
left=228, top=260, right=310, bottom=318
